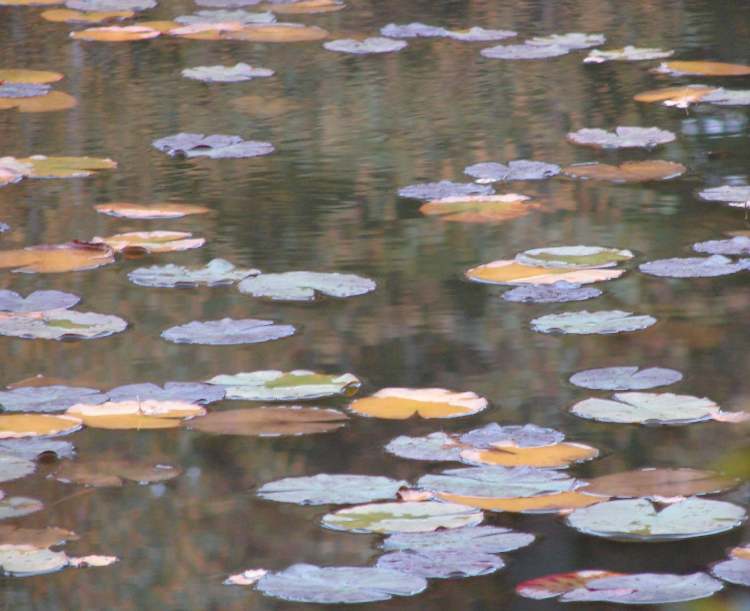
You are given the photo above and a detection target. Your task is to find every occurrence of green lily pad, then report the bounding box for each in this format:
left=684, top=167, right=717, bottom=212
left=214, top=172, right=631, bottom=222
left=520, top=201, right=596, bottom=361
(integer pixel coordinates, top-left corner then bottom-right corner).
left=570, top=392, right=722, bottom=425
left=237, top=271, right=376, bottom=301
left=257, top=474, right=408, bottom=505
left=531, top=310, right=656, bottom=335
left=206, top=370, right=361, bottom=401
left=516, top=245, right=634, bottom=269
left=128, top=259, right=260, bottom=288
left=0, top=310, right=128, bottom=341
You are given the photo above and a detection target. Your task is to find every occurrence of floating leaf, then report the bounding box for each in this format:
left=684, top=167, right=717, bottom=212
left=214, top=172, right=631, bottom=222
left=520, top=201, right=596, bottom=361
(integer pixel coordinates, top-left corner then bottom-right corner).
left=0, top=546, right=69, bottom=576
left=377, top=549, right=504, bottom=579
left=52, top=460, right=180, bottom=487
left=398, top=180, right=493, bottom=200
left=380, top=23, right=448, bottom=38
left=175, top=9, right=276, bottom=24
left=107, top=382, right=225, bottom=404
left=517, top=570, right=623, bottom=599
left=0, top=92, right=77, bottom=114
left=66, top=0, right=154, bottom=9
left=195, top=0, right=262, bottom=7
left=349, top=388, right=488, bottom=420
left=698, top=185, right=750, bottom=205
left=443, top=27, right=516, bottom=42
left=20, top=155, right=116, bottom=179
left=570, top=392, right=726, bottom=425
left=527, top=32, right=605, bottom=49
left=0, top=310, right=128, bottom=341
left=584, top=46, right=673, bottom=63
left=41, top=8, right=133, bottom=23
left=0, top=415, right=82, bottom=439
left=465, top=260, right=624, bottom=286
left=207, top=370, right=360, bottom=401
left=93, top=202, right=210, bottom=219
left=382, top=525, right=534, bottom=554
left=639, top=255, right=747, bottom=278
left=461, top=443, right=598, bottom=469
left=257, top=474, right=407, bottom=505
left=481, top=43, right=570, bottom=60
left=263, top=0, right=344, bottom=14
left=161, top=318, right=296, bottom=345
left=694, top=236, right=750, bottom=255
left=582, top=468, right=737, bottom=500
left=225, top=568, right=267, bottom=585
left=322, top=501, right=483, bottom=534
left=712, top=557, right=750, bottom=587
left=0, top=498, right=43, bottom=520
left=0, top=242, right=114, bottom=274
left=566, top=498, right=746, bottom=541
left=152, top=133, right=274, bottom=159
left=128, top=259, right=259, bottom=288
left=515, top=245, right=633, bottom=269
left=420, top=194, right=539, bottom=224
left=0, top=290, right=79, bottom=313
left=0, top=70, right=63, bottom=85
left=0, top=158, right=32, bottom=187
left=70, top=25, right=162, bottom=41
left=0, top=439, right=75, bottom=460
left=567, top=126, right=675, bottom=149
left=0, top=452, right=35, bottom=483
left=652, top=60, right=750, bottom=77
left=0, top=526, right=77, bottom=548
left=437, top=490, right=604, bottom=513
left=323, top=38, right=407, bottom=54
left=0, top=385, right=106, bottom=413
left=502, top=281, right=602, bottom=303
left=185, top=23, right=328, bottom=42
left=0, top=83, right=50, bottom=98
left=569, top=366, right=683, bottom=390
left=182, top=63, right=274, bottom=83
left=384, top=432, right=464, bottom=462
left=464, top=160, right=560, bottom=183
left=531, top=310, right=656, bottom=335
left=699, top=88, right=750, bottom=106
left=256, top=564, right=427, bottom=603
left=237, top=271, right=375, bottom=301
left=186, top=406, right=348, bottom=436
left=91, top=231, right=205, bottom=254
left=66, top=400, right=204, bottom=429
left=563, top=160, right=686, bottom=182
left=459, top=423, right=564, bottom=449
left=634, top=84, right=718, bottom=108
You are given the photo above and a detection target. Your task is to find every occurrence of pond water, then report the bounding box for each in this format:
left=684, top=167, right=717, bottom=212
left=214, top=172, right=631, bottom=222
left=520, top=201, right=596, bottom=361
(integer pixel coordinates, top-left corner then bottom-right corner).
left=2, top=0, right=750, bottom=609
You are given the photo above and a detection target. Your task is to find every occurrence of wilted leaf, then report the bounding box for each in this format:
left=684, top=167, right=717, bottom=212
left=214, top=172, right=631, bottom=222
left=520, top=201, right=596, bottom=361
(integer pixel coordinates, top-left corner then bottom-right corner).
left=323, top=37, right=407, bottom=54
left=382, top=525, right=534, bottom=554
left=129, top=259, right=258, bottom=288
left=0, top=242, right=115, bottom=273
left=652, top=60, right=750, bottom=77
left=237, top=271, right=375, bottom=301
left=52, top=460, right=180, bottom=487
left=0, top=310, right=128, bottom=341
left=152, top=133, right=274, bottom=158
left=384, top=432, right=464, bottom=462
left=502, top=281, right=602, bottom=303
left=694, top=236, right=750, bottom=255
left=639, top=255, right=747, bottom=278
left=439, top=490, right=605, bottom=513
left=66, top=400, right=205, bottom=429
left=461, top=443, right=598, bottom=469
left=106, top=382, right=225, bottom=404
left=398, top=180, right=493, bottom=200
left=182, top=63, right=274, bottom=83
left=582, top=468, right=737, bottom=499
left=94, top=202, right=210, bottom=219
left=567, top=126, right=676, bottom=149
left=0, top=385, right=106, bottom=413
left=161, top=318, right=296, bottom=345
left=420, top=194, right=539, bottom=224
left=41, top=8, right=133, bottom=23
left=515, top=245, right=634, bottom=269
left=0, top=526, right=77, bottom=548
left=257, top=474, right=408, bottom=505
left=481, top=43, right=570, bottom=60
left=0, top=497, right=43, bottom=520
left=377, top=549, right=504, bottom=579
left=70, top=25, right=162, bottom=41
left=186, top=406, right=348, bottom=436
left=349, top=388, right=487, bottom=420
left=563, top=160, right=686, bottom=182
left=527, top=32, right=604, bottom=49
left=531, top=310, right=656, bottom=335
left=583, top=46, right=673, bottom=63
left=91, top=231, right=205, bottom=254
left=464, top=160, right=560, bottom=183
left=0, top=414, right=82, bottom=438
left=0, top=290, right=79, bottom=313
left=570, top=392, right=726, bottom=425
left=207, top=370, right=360, bottom=401
left=634, top=85, right=717, bottom=107
left=465, top=260, right=624, bottom=285
left=569, top=366, right=683, bottom=390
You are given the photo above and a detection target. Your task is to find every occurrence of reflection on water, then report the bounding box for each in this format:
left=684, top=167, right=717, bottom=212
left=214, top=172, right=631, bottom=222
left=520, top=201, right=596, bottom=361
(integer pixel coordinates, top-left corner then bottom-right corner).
left=1, top=0, right=750, bottom=608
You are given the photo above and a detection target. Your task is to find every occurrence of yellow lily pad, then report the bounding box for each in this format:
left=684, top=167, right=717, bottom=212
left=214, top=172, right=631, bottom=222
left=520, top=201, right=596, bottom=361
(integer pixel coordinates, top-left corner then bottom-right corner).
left=222, top=24, right=329, bottom=43
left=653, top=60, right=750, bottom=77
left=66, top=400, right=205, bottom=429
left=633, top=85, right=717, bottom=106
left=70, top=25, right=162, bottom=42
left=460, top=442, right=599, bottom=468
left=262, top=0, right=345, bottom=14
left=0, top=70, right=64, bottom=84
left=93, top=202, right=210, bottom=219
left=0, top=414, right=82, bottom=439
left=91, top=231, right=205, bottom=254
left=465, top=260, right=624, bottom=285
left=349, top=388, right=488, bottom=420
left=19, top=156, right=117, bottom=178
left=0, top=242, right=115, bottom=274
left=420, top=194, right=540, bottom=223
left=439, top=490, right=607, bottom=513
left=40, top=8, right=133, bottom=23
left=0, top=91, right=77, bottom=113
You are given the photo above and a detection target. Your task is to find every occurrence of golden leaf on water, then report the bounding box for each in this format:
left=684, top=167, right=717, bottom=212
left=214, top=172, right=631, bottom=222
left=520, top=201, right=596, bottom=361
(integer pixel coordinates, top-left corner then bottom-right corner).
left=349, top=388, right=488, bottom=420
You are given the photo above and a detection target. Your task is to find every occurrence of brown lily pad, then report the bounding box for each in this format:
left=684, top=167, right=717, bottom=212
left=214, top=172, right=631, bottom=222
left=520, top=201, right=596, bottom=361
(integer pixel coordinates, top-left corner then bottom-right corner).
left=634, top=85, right=718, bottom=107
left=0, top=92, right=77, bottom=114
left=582, top=468, right=737, bottom=500
left=0, top=70, right=64, bottom=84
left=0, top=526, right=77, bottom=548
left=419, top=194, right=540, bottom=223
left=93, top=202, right=210, bottom=219
left=0, top=242, right=115, bottom=274
left=262, top=0, right=344, bottom=13
left=52, top=460, right=181, bottom=487
left=563, top=160, right=686, bottom=183
left=187, top=406, right=349, bottom=436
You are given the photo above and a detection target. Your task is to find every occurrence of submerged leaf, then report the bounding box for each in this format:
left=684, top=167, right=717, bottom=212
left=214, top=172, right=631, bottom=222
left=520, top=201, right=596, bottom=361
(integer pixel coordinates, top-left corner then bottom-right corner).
left=465, top=260, right=624, bottom=285
left=129, top=259, right=259, bottom=288
left=398, top=180, right=493, bottom=200
left=237, top=271, right=375, bottom=301
left=186, top=406, right=348, bottom=436
left=152, top=133, right=274, bottom=159
left=582, top=468, right=737, bottom=499
left=652, top=60, right=750, bottom=77
left=0, top=290, right=79, bottom=313
left=0, top=310, right=128, bottom=341
left=531, top=310, right=656, bottom=335
left=563, top=160, right=686, bottom=182
left=515, top=245, right=633, bottom=269
left=257, top=474, right=407, bottom=505
left=52, top=460, right=180, bottom=487
left=323, top=38, right=407, bottom=54
left=182, top=63, right=274, bottom=83
left=502, top=281, right=602, bottom=303
left=0, top=385, right=106, bottom=413
left=570, top=392, right=723, bottom=425
left=583, top=46, right=673, bottom=63
left=567, top=126, right=676, bottom=149
left=207, top=370, right=360, bottom=401
left=161, top=318, right=296, bottom=345
left=349, top=388, right=487, bottom=420
left=569, top=366, right=683, bottom=390
left=377, top=549, right=504, bottom=579
left=639, top=255, right=747, bottom=278
left=93, top=202, right=210, bottom=219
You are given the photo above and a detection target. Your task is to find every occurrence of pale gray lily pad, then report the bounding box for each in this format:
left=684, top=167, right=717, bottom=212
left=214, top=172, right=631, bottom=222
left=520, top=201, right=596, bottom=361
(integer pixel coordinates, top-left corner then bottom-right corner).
left=481, top=43, right=570, bottom=60
left=694, top=236, right=750, bottom=256
left=66, top=0, right=156, bottom=10
left=152, top=133, right=274, bottom=159
left=376, top=549, right=504, bottom=579
left=712, top=558, right=750, bottom=587
left=107, top=382, right=225, bottom=404
left=566, top=498, right=746, bottom=541
left=323, top=38, right=407, bottom=54
left=256, top=564, right=428, bottom=603
left=464, top=160, right=560, bottom=183
left=531, top=310, right=656, bottom=335
left=502, top=282, right=602, bottom=303
left=0, top=546, right=69, bottom=577
left=382, top=525, right=534, bottom=553
left=0, top=439, right=75, bottom=461
left=161, top=318, right=295, bottom=345
left=701, top=89, right=750, bottom=106
left=583, top=46, right=674, bottom=64
left=698, top=185, right=750, bottom=204
left=459, top=423, right=564, bottom=449
left=569, top=366, right=683, bottom=391
left=175, top=9, right=276, bottom=24
left=0, top=452, right=34, bottom=483
left=516, top=245, right=634, bottom=269
left=0, top=386, right=107, bottom=413
left=385, top=432, right=463, bottom=462
left=0, top=224, right=8, bottom=233
left=398, top=180, right=494, bottom=200
left=570, top=392, right=720, bottom=425
left=128, top=259, right=260, bottom=288
left=567, top=126, right=676, bottom=149
left=257, top=474, right=408, bottom=505
left=0, top=310, right=127, bottom=341
left=206, top=370, right=360, bottom=401
left=0, top=497, right=42, bottom=520
left=639, top=255, right=747, bottom=278
left=195, top=0, right=261, bottom=6
left=418, top=466, right=579, bottom=498
left=527, top=32, right=605, bottom=49
left=0, top=291, right=80, bottom=313
left=182, top=64, right=274, bottom=83
left=0, top=83, right=50, bottom=99
left=322, top=501, right=483, bottom=534
left=380, top=23, right=448, bottom=38
left=237, top=271, right=375, bottom=301
left=444, top=27, right=516, bottom=42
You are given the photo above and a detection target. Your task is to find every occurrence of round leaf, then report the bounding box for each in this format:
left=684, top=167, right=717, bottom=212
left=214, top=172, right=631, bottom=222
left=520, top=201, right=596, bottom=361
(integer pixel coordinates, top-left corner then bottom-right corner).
left=465, top=260, right=624, bottom=285
left=0, top=452, right=35, bottom=483
left=570, top=392, right=719, bottom=425
left=349, top=388, right=487, bottom=420
left=418, top=466, right=579, bottom=498
left=563, top=160, right=686, bottom=182
left=323, top=38, right=407, bottom=54
left=502, top=281, right=602, bottom=303
left=398, top=180, right=493, bottom=200
left=0, top=415, right=82, bottom=438
left=0, top=386, right=106, bottom=413
left=206, top=370, right=360, bottom=401
left=531, top=310, right=656, bottom=335
left=567, top=126, right=675, bottom=149
left=582, top=468, right=737, bottom=499
left=257, top=474, right=408, bottom=505
left=569, top=366, right=683, bottom=390
left=382, top=525, right=534, bottom=553
left=639, top=255, right=747, bottom=278
left=129, top=259, right=259, bottom=288
left=186, top=406, right=348, bottom=436
left=161, top=318, right=296, bottom=345
left=376, top=549, right=504, bottom=579
left=237, top=271, right=375, bottom=301
left=516, top=246, right=634, bottom=269
left=385, top=432, right=463, bottom=462
left=0, top=310, right=127, bottom=341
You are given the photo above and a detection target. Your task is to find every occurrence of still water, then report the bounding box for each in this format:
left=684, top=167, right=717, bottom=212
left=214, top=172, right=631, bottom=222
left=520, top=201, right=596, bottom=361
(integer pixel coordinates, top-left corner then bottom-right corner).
left=2, top=0, right=750, bottom=608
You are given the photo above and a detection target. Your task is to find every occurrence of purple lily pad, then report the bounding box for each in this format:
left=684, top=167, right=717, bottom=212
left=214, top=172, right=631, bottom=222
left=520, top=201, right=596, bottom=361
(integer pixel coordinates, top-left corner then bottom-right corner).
left=0, top=439, right=75, bottom=461
left=380, top=23, right=448, bottom=39
left=0, top=386, right=107, bottom=413
left=465, top=160, right=560, bottom=183
left=481, top=43, right=570, bottom=60
left=459, top=423, right=564, bottom=449
left=323, top=38, right=407, bottom=54
left=0, top=290, right=80, bottom=313
left=698, top=185, right=750, bottom=204
left=712, top=557, right=750, bottom=587
left=567, top=126, right=676, bottom=149
left=66, top=0, right=156, bottom=10
left=175, top=9, right=275, bottom=24
left=161, top=318, right=296, bottom=345
left=384, top=432, right=464, bottom=462
left=502, top=281, right=602, bottom=303
left=569, top=366, right=683, bottom=391
left=0, top=83, right=50, bottom=99
left=376, top=549, right=504, bottom=579
left=398, top=180, right=494, bottom=200
left=152, top=133, right=274, bottom=159
left=444, top=27, right=516, bottom=42
left=382, top=526, right=535, bottom=554
left=107, top=382, right=225, bottom=404
left=639, top=255, right=747, bottom=278
left=693, top=236, right=750, bottom=255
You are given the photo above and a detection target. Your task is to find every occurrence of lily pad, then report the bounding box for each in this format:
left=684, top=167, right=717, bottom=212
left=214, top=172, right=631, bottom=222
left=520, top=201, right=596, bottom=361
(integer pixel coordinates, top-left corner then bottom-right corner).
left=634, top=85, right=718, bottom=107
left=569, top=366, right=683, bottom=390
left=70, top=25, right=162, bottom=41
left=93, top=202, right=210, bottom=219
left=652, top=60, right=750, bottom=77
left=567, top=126, right=676, bottom=149
left=323, top=37, right=407, bottom=54
left=566, top=498, right=746, bottom=541
left=570, top=392, right=724, bottom=425
left=0, top=91, right=77, bottom=114
left=66, top=0, right=155, bottom=10
left=106, top=382, right=225, bottom=404
left=0, top=439, right=75, bottom=460
left=0, top=546, right=69, bottom=577
left=527, top=32, right=605, bottom=49
left=152, top=133, right=274, bottom=159
left=0, top=243, right=114, bottom=274
left=52, top=460, right=180, bottom=487
left=639, top=255, right=747, bottom=278
left=421, top=193, right=538, bottom=224
left=698, top=185, right=750, bottom=205
left=92, top=231, right=205, bottom=254
left=0, top=70, right=63, bottom=85
left=381, top=525, right=534, bottom=553
left=516, top=246, right=634, bottom=269
left=128, top=259, right=259, bottom=288
left=694, top=236, right=750, bottom=255
left=161, top=318, right=296, bottom=345
left=0, top=83, right=50, bottom=98
left=466, top=260, right=624, bottom=285
left=66, top=400, right=205, bottom=429
left=699, top=88, right=750, bottom=106
left=0, top=386, right=106, bottom=413
left=0, top=526, right=77, bottom=548
left=195, top=0, right=261, bottom=6
left=444, top=27, right=516, bottom=42
left=256, top=564, right=427, bottom=603
left=20, top=155, right=116, bottom=178
left=0, top=452, right=34, bottom=483
left=0, top=290, right=79, bottom=313
left=439, top=490, right=605, bottom=513
left=182, top=63, right=274, bottom=83
left=582, top=468, right=737, bottom=500
left=173, top=23, right=329, bottom=42
left=0, top=497, right=43, bottom=520
left=385, top=432, right=463, bottom=462
left=380, top=23, right=448, bottom=38
left=502, top=281, right=602, bottom=303
left=0, top=415, right=82, bottom=439
left=398, top=180, right=494, bottom=200
left=459, top=423, right=564, bottom=449
left=186, top=406, right=348, bottom=436
left=349, top=388, right=488, bottom=420
left=481, top=43, right=570, bottom=60
left=263, top=0, right=344, bottom=14
left=322, top=501, right=483, bottom=534
left=0, top=310, right=128, bottom=341
left=40, top=8, right=134, bottom=23
left=206, top=370, right=360, bottom=401
left=464, top=160, right=560, bottom=183
left=461, top=443, right=599, bottom=469
left=257, top=474, right=407, bottom=505
left=712, top=556, right=750, bottom=587
left=563, top=160, right=686, bottom=182
left=531, top=310, right=656, bottom=335
left=175, top=9, right=275, bottom=24
left=377, top=549, right=504, bottom=579
left=583, top=46, right=674, bottom=63
left=237, top=271, right=375, bottom=301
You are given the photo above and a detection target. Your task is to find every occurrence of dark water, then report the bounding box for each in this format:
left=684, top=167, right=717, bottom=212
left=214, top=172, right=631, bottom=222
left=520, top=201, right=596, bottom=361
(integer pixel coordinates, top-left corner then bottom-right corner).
left=1, top=0, right=750, bottom=609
